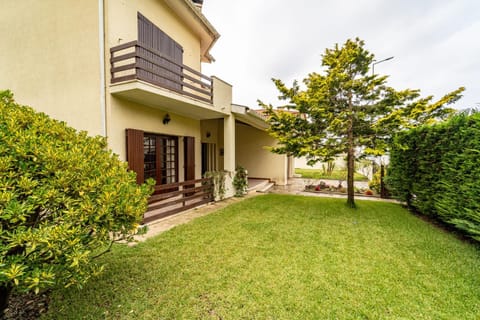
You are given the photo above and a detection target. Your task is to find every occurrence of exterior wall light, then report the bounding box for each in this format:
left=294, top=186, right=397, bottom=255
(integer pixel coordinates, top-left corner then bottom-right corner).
left=163, top=113, right=171, bottom=125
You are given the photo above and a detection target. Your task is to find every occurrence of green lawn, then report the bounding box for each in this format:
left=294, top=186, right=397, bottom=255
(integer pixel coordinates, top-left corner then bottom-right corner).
left=296, top=168, right=369, bottom=181
left=43, top=195, right=480, bottom=319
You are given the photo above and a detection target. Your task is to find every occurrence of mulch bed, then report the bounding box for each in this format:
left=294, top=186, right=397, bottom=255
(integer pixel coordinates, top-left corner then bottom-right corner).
left=2, top=291, right=50, bottom=320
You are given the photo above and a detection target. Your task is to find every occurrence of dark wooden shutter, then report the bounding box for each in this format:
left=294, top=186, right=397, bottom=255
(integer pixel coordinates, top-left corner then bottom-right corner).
left=184, top=137, right=195, bottom=181
left=184, top=136, right=195, bottom=196
left=126, top=129, right=144, bottom=184
left=137, top=12, right=183, bottom=90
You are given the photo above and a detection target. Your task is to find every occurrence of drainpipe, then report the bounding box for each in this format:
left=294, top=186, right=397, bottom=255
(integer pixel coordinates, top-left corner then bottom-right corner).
left=98, top=0, right=107, bottom=137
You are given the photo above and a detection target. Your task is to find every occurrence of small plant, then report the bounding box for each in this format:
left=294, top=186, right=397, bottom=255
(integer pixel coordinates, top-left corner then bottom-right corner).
left=322, top=160, right=336, bottom=176
left=233, top=166, right=248, bottom=197
left=204, top=171, right=227, bottom=200
left=304, top=179, right=317, bottom=191
left=369, top=171, right=381, bottom=194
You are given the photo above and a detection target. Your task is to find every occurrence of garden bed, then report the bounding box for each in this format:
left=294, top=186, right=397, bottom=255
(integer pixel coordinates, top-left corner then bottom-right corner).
left=304, top=181, right=377, bottom=197
left=304, top=188, right=381, bottom=198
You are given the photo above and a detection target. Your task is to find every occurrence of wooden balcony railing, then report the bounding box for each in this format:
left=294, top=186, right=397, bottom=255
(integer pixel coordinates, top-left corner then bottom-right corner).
left=143, top=177, right=214, bottom=224
left=110, top=41, right=213, bottom=104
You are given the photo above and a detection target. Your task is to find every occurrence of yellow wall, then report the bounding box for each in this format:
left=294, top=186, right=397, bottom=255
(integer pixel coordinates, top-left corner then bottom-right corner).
left=109, top=97, right=202, bottom=180
left=200, top=119, right=225, bottom=171
left=105, top=0, right=221, bottom=182
left=212, top=77, right=232, bottom=112
left=235, top=122, right=287, bottom=185
left=106, top=0, right=201, bottom=75
left=0, top=0, right=102, bottom=135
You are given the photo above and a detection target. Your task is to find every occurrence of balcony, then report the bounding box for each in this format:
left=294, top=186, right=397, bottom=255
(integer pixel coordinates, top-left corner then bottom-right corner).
left=110, top=41, right=228, bottom=119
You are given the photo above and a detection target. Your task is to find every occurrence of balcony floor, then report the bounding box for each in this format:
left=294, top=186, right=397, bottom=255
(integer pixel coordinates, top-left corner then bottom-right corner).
left=110, top=80, right=228, bottom=120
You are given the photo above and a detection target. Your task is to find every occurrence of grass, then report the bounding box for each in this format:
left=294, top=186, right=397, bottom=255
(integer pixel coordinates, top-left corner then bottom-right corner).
left=43, top=195, right=480, bottom=319
left=295, top=168, right=369, bottom=181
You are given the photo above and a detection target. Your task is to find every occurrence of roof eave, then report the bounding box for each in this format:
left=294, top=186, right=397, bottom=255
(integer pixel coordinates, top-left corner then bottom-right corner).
left=165, top=0, right=220, bottom=63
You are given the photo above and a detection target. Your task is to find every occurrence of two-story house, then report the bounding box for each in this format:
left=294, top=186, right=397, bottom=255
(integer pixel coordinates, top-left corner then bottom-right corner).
left=0, top=0, right=294, bottom=221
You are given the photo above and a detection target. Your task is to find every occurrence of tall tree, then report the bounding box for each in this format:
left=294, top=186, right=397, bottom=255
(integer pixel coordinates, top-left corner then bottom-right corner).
left=260, top=38, right=464, bottom=208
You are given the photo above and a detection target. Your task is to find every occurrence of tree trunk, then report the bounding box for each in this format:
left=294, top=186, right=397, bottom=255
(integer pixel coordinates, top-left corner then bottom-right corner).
left=346, top=91, right=356, bottom=208
left=380, top=164, right=387, bottom=198
left=346, top=142, right=355, bottom=208
left=0, top=284, right=12, bottom=318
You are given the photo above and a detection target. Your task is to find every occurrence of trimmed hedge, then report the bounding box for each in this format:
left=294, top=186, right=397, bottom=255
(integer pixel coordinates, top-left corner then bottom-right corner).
left=388, top=113, right=480, bottom=241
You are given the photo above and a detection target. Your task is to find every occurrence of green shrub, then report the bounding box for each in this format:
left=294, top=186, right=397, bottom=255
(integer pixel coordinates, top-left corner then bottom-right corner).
left=204, top=170, right=227, bottom=200
left=0, top=90, right=153, bottom=314
left=388, top=112, right=480, bottom=241
left=369, top=171, right=381, bottom=194
left=233, top=166, right=248, bottom=197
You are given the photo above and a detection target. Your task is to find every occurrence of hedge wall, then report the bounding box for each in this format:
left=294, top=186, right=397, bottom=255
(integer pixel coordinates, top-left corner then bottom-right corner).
left=388, top=113, right=480, bottom=241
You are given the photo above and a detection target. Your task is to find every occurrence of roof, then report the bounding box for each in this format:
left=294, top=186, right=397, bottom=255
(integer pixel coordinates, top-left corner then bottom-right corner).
left=232, top=104, right=269, bottom=130
left=164, top=0, right=220, bottom=63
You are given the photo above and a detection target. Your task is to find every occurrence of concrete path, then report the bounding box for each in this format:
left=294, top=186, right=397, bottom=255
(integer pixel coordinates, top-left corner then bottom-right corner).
left=134, top=193, right=259, bottom=243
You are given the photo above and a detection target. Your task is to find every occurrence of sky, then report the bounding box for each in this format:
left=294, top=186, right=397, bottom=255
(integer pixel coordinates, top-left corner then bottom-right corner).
left=201, top=0, right=480, bottom=110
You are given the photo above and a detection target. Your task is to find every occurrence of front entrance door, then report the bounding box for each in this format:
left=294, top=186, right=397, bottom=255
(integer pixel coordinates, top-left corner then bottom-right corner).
left=144, top=134, right=178, bottom=186
left=126, top=129, right=178, bottom=187
left=201, top=142, right=217, bottom=175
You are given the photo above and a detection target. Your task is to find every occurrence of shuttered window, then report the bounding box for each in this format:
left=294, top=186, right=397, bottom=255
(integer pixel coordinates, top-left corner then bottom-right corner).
left=126, top=129, right=144, bottom=184
left=184, top=136, right=195, bottom=182
left=137, top=12, right=183, bottom=90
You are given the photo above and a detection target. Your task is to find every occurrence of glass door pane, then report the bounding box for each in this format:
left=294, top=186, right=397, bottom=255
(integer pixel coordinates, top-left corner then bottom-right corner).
left=144, top=135, right=157, bottom=182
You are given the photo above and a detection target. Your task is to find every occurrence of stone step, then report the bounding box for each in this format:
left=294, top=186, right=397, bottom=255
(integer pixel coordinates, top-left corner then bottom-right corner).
left=257, top=182, right=274, bottom=193
left=247, top=179, right=270, bottom=192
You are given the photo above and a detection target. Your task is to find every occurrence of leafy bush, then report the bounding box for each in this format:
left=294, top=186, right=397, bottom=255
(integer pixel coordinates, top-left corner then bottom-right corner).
left=321, top=160, right=335, bottom=176
left=388, top=112, right=480, bottom=241
left=204, top=170, right=227, bottom=200
left=232, top=166, right=248, bottom=197
left=0, top=91, right=153, bottom=313
left=368, top=171, right=381, bottom=194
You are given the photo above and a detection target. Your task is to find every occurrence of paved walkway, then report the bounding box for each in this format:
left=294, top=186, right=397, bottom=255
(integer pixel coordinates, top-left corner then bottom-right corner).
left=135, top=178, right=399, bottom=242
left=134, top=192, right=260, bottom=243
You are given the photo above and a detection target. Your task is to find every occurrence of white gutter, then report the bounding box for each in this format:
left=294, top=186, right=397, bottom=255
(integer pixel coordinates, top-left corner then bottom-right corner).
left=98, top=0, right=107, bottom=137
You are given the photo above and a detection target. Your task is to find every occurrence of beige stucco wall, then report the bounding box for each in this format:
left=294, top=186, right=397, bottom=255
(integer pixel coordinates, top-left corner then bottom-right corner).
left=104, top=0, right=226, bottom=183
left=109, top=97, right=202, bottom=181
left=106, top=0, right=201, bottom=77
left=200, top=119, right=221, bottom=145
left=200, top=119, right=223, bottom=170
left=235, top=122, right=287, bottom=185
left=212, top=77, right=232, bottom=112
left=0, top=0, right=102, bottom=135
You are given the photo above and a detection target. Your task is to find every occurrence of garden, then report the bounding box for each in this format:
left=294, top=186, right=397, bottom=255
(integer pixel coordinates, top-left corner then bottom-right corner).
left=2, top=37, right=480, bottom=319
left=295, top=165, right=379, bottom=197
left=40, top=195, right=480, bottom=319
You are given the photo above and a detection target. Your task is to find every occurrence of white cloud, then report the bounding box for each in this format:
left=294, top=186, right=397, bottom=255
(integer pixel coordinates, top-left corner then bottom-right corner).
left=202, top=0, right=480, bottom=109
